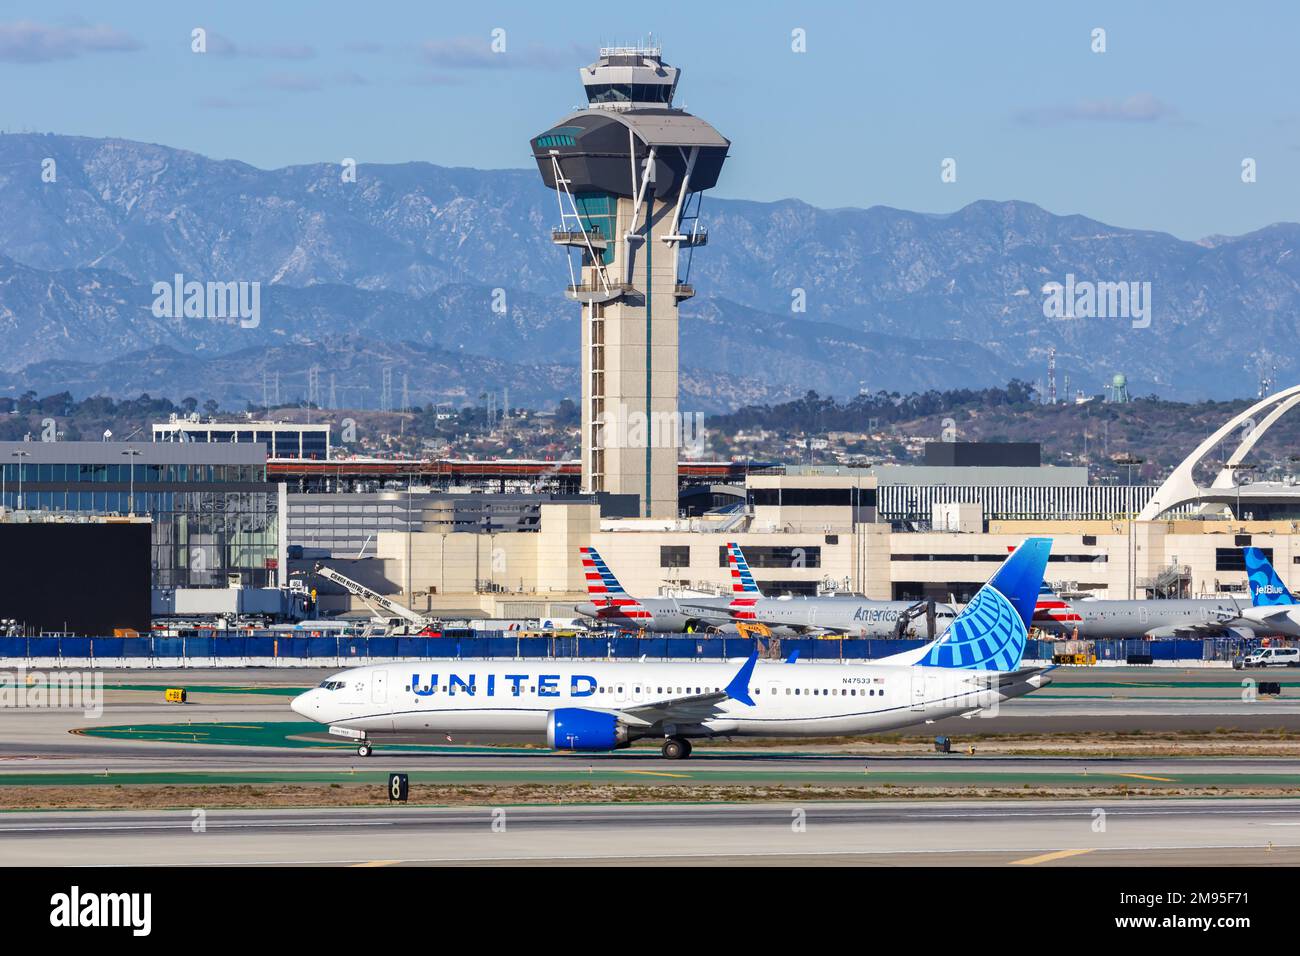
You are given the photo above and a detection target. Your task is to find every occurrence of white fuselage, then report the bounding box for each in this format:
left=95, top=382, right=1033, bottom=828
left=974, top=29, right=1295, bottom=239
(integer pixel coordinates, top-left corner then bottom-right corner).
left=290, top=658, right=1045, bottom=742
left=734, top=598, right=958, bottom=637
left=1038, top=598, right=1249, bottom=639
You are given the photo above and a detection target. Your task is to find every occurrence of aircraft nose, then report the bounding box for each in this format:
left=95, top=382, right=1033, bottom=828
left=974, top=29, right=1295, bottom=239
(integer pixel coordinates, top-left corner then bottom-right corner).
left=290, top=689, right=315, bottom=718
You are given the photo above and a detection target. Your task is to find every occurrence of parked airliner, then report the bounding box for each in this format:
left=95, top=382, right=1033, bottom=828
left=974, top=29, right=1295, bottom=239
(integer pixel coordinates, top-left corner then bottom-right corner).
left=684, top=543, right=957, bottom=639
left=575, top=543, right=952, bottom=637
left=572, top=545, right=746, bottom=632
left=289, top=538, right=1055, bottom=758
left=1032, top=585, right=1253, bottom=639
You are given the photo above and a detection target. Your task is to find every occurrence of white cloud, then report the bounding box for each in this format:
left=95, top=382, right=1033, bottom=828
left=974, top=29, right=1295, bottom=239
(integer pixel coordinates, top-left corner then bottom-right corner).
left=419, top=37, right=584, bottom=70
left=205, top=32, right=315, bottom=60
left=1016, top=93, right=1181, bottom=127
left=0, top=20, right=141, bottom=63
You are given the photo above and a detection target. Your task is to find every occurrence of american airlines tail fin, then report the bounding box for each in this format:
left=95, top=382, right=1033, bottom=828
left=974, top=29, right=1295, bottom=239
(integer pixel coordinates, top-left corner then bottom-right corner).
left=725, top=543, right=764, bottom=597
left=1243, top=547, right=1297, bottom=607
left=1033, top=581, right=1080, bottom=629
left=580, top=546, right=628, bottom=595
left=918, top=537, right=1052, bottom=671
left=578, top=547, right=651, bottom=620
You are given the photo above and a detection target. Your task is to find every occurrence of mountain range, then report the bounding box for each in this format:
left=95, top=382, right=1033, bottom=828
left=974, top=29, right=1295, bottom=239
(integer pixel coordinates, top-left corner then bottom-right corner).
left=0, top=131, right=1295, bottom=410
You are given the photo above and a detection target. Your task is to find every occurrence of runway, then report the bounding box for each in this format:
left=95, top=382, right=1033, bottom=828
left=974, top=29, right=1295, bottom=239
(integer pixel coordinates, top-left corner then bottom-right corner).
left=2, top=665, right=1298, bottom=866
left=2, top=665, right=1299, bottom=775
left=2, top=798, right=1298, bottom=866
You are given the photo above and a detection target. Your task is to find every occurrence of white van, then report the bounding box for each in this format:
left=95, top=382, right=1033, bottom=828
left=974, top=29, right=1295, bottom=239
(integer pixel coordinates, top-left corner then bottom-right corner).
left=1241, top=646, right=1300, bottom=668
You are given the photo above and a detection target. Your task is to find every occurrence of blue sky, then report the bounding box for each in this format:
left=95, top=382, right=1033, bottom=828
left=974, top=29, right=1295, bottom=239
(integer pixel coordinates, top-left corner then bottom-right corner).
left=0, top=1, right=1295, bottom=239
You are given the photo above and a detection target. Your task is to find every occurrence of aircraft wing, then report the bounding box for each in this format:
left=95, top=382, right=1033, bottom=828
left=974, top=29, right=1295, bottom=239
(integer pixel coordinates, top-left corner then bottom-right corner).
left=616, top=652, right=758, bottom=728
left=964, top=666, right=1053, bottom=689
left=674, top=602, right=748, bottom=625
left=676, top=602, right=849, bottom=636
left=676, top=600, right=748, bottom=624
left=619, top=691, right=732, bottom=727
left=1245, top=607, right=1296, bottom=628
left=1143, top=621, right=1251, bottom=639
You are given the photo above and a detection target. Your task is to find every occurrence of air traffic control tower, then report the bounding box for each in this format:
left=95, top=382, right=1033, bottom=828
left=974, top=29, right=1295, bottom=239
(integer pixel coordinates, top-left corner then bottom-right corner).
left=530, top=46, right=729, bottom=518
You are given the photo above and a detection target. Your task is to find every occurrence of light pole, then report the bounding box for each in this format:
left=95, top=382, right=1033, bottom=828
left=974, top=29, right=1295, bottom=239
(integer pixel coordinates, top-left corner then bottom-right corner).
left=1230, top=466, right=1252, bottom=523
left=406, top=478, right=413, bottom=612
left=1114, top=455, right=1144, bottom=601
left=121, top=448, right=142, bottom=516
left=11, top=450, right=30, bottom=511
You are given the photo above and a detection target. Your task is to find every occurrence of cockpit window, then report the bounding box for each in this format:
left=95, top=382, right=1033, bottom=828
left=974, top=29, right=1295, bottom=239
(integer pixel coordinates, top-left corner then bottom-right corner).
left=318, top=680, right=346, bottom=690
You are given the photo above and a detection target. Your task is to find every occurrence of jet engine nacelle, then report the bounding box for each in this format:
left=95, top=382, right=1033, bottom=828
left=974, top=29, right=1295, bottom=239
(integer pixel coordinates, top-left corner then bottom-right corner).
left=546, top=708, right=631, bottom=751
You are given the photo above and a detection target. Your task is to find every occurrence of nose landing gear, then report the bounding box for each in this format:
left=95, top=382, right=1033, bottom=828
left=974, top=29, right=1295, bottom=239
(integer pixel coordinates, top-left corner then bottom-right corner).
left=357, top=741, right=373, bottom=757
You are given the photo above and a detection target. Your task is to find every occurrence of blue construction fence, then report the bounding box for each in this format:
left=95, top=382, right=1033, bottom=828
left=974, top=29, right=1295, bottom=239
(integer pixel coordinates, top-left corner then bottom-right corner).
left=0, top=634, right=1237, bottom=662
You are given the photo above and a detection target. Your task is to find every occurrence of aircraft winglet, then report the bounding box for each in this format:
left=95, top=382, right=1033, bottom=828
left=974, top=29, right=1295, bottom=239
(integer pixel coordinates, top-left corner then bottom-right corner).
left=724, top=651, right=759, bottom=706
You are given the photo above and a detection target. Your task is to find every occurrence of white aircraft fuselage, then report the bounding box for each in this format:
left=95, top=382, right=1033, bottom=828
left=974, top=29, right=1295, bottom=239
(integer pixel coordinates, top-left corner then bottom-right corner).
left=290, top=657, right=1049, bottom=747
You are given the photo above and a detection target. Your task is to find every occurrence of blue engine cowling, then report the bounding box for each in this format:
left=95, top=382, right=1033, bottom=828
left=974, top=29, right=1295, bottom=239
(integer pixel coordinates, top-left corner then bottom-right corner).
left=546, top=708, right=630, bottom=751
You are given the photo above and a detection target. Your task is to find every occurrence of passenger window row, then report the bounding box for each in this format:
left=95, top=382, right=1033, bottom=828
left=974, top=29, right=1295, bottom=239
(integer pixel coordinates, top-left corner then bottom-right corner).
left=400, top=683, right=883, bottom=698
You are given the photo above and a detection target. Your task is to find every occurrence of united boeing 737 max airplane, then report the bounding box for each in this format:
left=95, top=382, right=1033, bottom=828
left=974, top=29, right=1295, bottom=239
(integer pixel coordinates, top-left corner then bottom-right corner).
left=290, top=538, right=1054, bottom=759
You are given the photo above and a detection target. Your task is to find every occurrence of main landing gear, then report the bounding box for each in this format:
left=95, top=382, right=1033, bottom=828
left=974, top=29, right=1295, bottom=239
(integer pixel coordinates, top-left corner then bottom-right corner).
left=661, top=736, right=693, bottom=760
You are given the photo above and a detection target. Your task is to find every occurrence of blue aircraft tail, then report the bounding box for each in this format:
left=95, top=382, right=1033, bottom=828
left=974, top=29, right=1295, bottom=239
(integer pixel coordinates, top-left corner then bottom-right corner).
left=919, top=537, right=1052, bottom=671
left=1243, top=547, right=1297, bottom=606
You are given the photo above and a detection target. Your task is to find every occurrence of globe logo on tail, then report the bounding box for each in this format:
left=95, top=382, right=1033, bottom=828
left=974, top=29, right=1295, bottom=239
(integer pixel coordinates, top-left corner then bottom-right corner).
left=921, top=584, right=1027, bottom=671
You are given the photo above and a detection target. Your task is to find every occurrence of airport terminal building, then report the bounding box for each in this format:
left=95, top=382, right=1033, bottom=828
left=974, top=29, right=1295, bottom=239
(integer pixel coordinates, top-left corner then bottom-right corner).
left=300, top=469, right=1286, bottom=620
left=0, top=441, right=278, bottom=590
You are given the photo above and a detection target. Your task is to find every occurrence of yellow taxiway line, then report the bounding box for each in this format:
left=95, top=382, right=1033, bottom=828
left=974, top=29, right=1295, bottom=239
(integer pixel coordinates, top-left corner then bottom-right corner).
left=1010, top=848, right=1095, bottom=866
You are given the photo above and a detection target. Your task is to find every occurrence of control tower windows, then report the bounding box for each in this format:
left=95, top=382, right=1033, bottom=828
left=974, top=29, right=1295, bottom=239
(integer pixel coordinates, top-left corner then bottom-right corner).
left=585, top=83, right=675, bottom=106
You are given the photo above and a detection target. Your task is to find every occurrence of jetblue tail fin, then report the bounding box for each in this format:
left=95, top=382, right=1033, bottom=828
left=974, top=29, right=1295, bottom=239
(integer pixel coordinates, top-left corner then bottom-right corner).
left=1243, top=547, right=1297, bottom=606
left=726, top=543, right=764, bottom=597
left=919, top=537, right=1052, bottom=671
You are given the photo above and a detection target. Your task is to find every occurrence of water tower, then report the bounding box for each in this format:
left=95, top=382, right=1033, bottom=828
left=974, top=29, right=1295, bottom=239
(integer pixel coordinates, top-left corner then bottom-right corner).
left=530, top=46, right=730, bottom=517
left=1107, top=373, right=1130, bottom=403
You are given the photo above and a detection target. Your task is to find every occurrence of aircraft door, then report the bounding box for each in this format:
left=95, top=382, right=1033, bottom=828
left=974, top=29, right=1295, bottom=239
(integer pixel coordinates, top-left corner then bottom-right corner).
left=615, top=682, right=627, bottom=703
left=372, top=669, right=388, bottom=705
left=910, top=670, right=926, bottom=711
left=926, top=673, right=942, bottom=706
